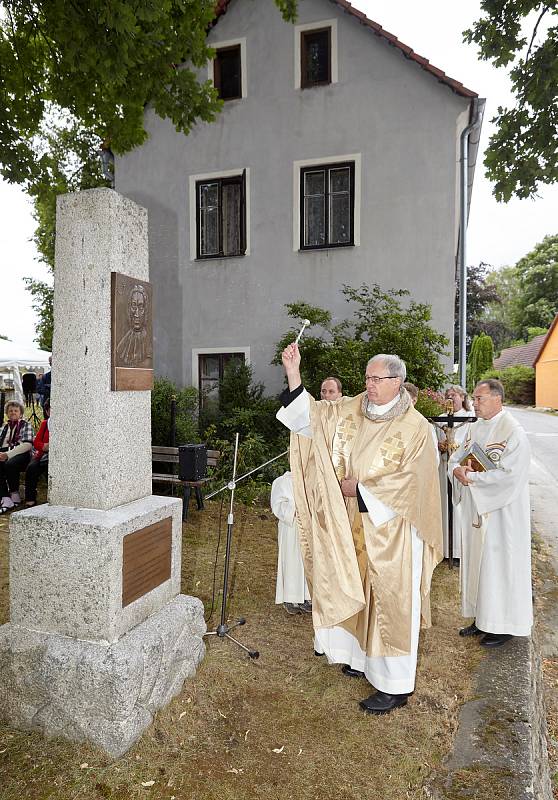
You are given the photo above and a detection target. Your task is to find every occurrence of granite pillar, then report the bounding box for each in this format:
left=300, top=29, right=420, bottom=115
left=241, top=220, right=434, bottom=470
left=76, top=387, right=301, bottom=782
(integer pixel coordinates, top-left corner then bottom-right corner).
left=0, top=189, right=205, bottom=756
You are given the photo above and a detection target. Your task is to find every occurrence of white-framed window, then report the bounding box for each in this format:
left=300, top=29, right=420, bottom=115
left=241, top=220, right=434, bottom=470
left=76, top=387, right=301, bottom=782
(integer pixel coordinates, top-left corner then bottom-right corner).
left=189, top=168, right=251, bottom=261
left=208, top=38, right=247, bottom=100
left=292, top=154, right=361, bottom=251
left=294, top=19, right=338, bottom=90
left=191, top=347, right=251, bottom=410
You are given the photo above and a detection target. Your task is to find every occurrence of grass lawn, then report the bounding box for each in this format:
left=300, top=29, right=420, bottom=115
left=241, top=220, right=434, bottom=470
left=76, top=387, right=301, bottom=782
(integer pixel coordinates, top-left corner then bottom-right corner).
left=0, top=497, right=484, bottom=800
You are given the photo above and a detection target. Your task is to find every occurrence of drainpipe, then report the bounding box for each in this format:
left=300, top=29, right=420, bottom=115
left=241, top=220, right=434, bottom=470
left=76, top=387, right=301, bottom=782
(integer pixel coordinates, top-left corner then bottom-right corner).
left=458, top=98, right=481, bottom=388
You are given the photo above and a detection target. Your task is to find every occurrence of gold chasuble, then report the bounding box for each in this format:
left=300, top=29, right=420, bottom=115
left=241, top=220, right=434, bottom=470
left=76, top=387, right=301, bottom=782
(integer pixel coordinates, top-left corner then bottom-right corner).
left=290, top=389, right=443, bottom=658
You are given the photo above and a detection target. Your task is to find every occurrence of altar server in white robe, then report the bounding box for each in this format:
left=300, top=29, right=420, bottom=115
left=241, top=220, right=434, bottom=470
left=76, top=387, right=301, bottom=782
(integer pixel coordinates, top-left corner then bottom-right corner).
left=271, top=470, right=311, bottom=614
left=272, top=378, right=343, bottom=615
left=441, top=385, right=474, bottom=559
left=449, top=378, right=533, bottom=648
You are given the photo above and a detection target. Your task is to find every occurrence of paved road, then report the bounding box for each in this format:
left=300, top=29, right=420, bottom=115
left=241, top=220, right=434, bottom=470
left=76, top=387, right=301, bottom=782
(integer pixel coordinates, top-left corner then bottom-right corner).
left=509, top=407, right=558, bottom=658
left=508, top=407, right=558, bottom=479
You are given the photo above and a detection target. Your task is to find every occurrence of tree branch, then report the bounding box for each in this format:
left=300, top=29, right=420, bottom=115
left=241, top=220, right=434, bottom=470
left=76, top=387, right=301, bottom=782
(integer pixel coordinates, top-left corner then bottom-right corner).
left=524, top=4, right=550, bottom=65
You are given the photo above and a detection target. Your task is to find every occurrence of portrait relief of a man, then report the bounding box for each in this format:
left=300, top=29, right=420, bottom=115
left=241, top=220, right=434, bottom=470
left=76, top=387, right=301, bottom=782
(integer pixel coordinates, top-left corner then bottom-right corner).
left=111, top=272, right=154, bottom=390
left=116, top=283, right=152, bottom=368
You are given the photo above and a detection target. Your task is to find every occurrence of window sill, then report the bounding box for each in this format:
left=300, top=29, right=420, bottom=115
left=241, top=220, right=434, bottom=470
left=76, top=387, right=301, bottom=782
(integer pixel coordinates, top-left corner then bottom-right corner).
left=299, top=243, right=354, bottom=252
left=300, top=81, right=332, bottom=90
left=195, top=253, right=247, bottom=261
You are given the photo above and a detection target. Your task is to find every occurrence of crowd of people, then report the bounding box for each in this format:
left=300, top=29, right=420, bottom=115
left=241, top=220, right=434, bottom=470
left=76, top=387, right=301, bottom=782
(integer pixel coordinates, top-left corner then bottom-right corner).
left=272, top=343, right=532, bottom=715
left=0, top=357, right=51, bottom=514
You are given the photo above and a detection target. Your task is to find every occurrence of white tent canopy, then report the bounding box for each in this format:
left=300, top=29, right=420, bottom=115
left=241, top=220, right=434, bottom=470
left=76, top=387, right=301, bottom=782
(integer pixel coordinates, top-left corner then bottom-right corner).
left=0, top=339, right=51, bottom=405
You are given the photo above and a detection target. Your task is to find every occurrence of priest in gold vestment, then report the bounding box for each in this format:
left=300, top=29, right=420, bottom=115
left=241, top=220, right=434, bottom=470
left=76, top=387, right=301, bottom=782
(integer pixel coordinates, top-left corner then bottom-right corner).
left=276, top=343, right=443, bottom=714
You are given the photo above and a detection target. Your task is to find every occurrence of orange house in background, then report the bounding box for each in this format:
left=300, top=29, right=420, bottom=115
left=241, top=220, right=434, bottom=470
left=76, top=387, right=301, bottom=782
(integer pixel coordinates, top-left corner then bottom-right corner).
left=534, top=314, right=558, bottom=409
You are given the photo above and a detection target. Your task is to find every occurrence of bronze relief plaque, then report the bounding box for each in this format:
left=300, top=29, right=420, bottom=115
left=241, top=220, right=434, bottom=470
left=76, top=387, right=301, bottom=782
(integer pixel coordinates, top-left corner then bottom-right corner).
left=122, top=518, right=172, bottom=607
left=111, top=271, right=154, bottom=391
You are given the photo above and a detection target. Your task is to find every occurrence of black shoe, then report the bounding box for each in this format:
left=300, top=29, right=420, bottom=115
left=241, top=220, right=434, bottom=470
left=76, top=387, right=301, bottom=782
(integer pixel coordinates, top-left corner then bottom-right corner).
left=314, top=650, right=324, bottom=657
left=282, top=602, right=301, bottom=615
left=359, top=690, right=408, bottom=715
left=299, top=600, right=312, bottom=614
left=341, top=664, right=364, bottom=678
left=480, top=633, right=514, bottom=648
left=459, top=621, right=483, bottom=637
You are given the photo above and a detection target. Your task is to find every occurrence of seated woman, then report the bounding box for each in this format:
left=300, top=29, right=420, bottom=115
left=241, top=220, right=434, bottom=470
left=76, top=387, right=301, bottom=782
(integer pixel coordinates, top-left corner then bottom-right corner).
left=24, top=399, right=50, bottom=508
left=0, top=401, right=34, bottom=512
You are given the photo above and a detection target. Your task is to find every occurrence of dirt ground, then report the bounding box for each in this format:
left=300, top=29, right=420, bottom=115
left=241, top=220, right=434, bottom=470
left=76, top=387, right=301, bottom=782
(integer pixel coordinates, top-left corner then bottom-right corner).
left=0, top=498, right=492, bottom=800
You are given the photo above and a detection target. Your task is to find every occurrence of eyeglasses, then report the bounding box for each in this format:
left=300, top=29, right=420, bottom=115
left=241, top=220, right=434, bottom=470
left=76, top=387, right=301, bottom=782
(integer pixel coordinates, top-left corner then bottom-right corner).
left=365, top=375, right=399, bottom=384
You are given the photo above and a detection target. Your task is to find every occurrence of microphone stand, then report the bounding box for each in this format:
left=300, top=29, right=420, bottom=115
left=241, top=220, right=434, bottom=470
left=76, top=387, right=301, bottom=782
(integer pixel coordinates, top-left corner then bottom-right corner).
left=204, top=435, right=288, bottom=659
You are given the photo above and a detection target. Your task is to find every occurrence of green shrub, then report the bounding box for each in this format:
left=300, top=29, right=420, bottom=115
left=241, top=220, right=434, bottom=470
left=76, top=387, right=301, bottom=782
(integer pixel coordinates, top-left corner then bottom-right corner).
left=480, top=366, right=535, bottom=405
left=467, top=333, right=494, bottom=390
left=202, top=361, right=289, bottom=502
left=273, top=283, right=449, bottom=395
left=151, top=377, right=199, bottom=446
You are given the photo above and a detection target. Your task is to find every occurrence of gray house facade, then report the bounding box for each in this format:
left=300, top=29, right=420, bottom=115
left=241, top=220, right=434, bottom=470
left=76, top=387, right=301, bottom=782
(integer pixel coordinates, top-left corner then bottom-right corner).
left=116, top=0, right=480, bottom=401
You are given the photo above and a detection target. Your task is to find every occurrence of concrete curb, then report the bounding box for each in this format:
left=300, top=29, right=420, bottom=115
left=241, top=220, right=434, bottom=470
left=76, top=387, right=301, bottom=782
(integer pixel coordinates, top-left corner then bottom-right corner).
left=432, top=632, right=552, bottom=799
left=431, top=454, right=558, bottom=799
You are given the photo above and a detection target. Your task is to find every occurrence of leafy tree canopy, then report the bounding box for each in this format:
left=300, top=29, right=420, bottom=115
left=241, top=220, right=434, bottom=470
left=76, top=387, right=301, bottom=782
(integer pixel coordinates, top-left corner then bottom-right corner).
left=464, top=1, right=558, bottom=201
left=454, top=262, right=504, bottom=356
left=512, top=232, right=558, bottom=334
left=273, top=284, right=450, bottom=396
left=0, top=0, right=297, bottom=185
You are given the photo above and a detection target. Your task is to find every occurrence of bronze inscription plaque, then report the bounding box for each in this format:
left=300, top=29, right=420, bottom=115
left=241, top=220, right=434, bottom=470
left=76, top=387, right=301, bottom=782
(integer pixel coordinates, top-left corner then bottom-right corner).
left=111, top=271, right=154, bottom=391
left=122, top=518, right=172, bottom=607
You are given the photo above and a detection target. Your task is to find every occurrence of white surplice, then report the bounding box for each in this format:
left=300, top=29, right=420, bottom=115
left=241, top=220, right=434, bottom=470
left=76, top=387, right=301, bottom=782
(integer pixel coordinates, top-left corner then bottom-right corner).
left=270, top=471, right=310, bottom=605
left=277, top=390, right=422, bottom=694
left=438, top=408, right=473, bottom=558
left=448, top=409, right=533, bottom=636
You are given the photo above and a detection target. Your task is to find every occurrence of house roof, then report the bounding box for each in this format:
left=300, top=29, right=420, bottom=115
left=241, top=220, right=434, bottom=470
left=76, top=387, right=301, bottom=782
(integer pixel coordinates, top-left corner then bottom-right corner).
left=213, top=0, right=478, bottom=98
left=534, top=314, right=558, bottom=366
left=493, top=334, right=548, bottom=370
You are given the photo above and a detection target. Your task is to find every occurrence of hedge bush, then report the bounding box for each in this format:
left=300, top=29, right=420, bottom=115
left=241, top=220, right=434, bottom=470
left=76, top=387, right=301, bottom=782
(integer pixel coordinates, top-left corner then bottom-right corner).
left=151, top=377, right=199, bottom=446
left=480, top=366, right=535, bottom=405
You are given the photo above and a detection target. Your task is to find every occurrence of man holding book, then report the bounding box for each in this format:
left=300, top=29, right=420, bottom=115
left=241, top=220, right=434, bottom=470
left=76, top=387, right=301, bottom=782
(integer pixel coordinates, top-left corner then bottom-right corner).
left=449, top=379, right=533, bottom=648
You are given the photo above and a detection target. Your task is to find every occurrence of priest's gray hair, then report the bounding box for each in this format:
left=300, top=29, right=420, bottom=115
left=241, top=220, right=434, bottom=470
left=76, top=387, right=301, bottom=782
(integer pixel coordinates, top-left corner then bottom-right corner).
left=476, top=378, right=505, bottom=401
left=367, top=354, right=407, bottom=381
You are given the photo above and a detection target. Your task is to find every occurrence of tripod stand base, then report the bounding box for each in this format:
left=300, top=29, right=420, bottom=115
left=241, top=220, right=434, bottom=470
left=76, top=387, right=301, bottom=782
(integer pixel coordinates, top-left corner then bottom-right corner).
left=205, top=618, right=259, bottom=659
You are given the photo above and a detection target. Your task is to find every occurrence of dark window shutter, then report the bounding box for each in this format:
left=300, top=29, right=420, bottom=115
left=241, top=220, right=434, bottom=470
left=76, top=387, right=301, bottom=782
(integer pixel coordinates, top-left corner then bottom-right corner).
left=240, top=168, right=247, bottom=254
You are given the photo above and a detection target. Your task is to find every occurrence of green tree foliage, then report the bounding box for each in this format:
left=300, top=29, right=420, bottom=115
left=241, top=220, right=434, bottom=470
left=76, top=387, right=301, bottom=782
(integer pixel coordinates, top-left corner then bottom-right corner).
left=151, top=377, right=199, bottom=446
left=2, top=1, right=297, bottom=345
left=484, top=234, right=558, bottom=344
left=22, top=124, right=111, bottom=349
left=203, top=361, right=289, bottom=499
left=468, top=333, right=495, bottom=390
left=511, top=233, right=558, bottom=334
left=454, top=262, right=511, bottom=356
left=464, top=1, right=558, bottom=201
left=273, top=284, right=449, bottom=395
left=0, top=1, right=297, bottom=184
left=480, top=365, right=535, bottom=405
left=484, top=264, right=522, bottom=343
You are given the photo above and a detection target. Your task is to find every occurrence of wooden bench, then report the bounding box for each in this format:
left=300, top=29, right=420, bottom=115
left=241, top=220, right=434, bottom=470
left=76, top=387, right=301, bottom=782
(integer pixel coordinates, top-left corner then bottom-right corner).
left=152, top=446, right=220, bottom=521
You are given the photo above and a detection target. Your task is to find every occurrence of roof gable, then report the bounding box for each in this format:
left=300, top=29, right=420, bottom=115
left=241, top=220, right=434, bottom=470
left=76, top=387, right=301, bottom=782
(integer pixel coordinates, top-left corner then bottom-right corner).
left=493, top=334, right=547, bottom=369
left=213, top=0, right=478, bottom=98
left=534, top=314, right=558, bottom=365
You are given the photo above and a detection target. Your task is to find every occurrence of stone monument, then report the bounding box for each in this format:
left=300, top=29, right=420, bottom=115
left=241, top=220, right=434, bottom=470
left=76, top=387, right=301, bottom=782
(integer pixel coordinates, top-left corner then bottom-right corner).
left=0, top=189, right=205, bottom=757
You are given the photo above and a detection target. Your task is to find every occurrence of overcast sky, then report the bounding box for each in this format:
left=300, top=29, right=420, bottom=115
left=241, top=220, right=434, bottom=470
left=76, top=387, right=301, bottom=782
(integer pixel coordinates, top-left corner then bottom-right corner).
left=3, top=0, right=557, bottom=349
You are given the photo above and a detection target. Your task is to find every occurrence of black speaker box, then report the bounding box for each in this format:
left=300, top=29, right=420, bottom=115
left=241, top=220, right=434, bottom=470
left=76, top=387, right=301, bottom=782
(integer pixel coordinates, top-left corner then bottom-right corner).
left=178, top=444, right=207, bottom=481
left=22, top=372, right=38, bottom=394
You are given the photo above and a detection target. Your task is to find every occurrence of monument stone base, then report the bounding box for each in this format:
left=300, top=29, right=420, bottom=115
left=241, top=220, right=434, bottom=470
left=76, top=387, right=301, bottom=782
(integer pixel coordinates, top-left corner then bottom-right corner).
left=9, top=496, right=184, bottom=644
left=0, top=594, right=205, bottom=757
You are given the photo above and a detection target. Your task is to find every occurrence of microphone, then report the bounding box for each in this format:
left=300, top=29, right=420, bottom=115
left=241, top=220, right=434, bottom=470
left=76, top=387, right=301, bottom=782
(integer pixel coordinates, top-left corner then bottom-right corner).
left=295, top=319, right=311, bottom=345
